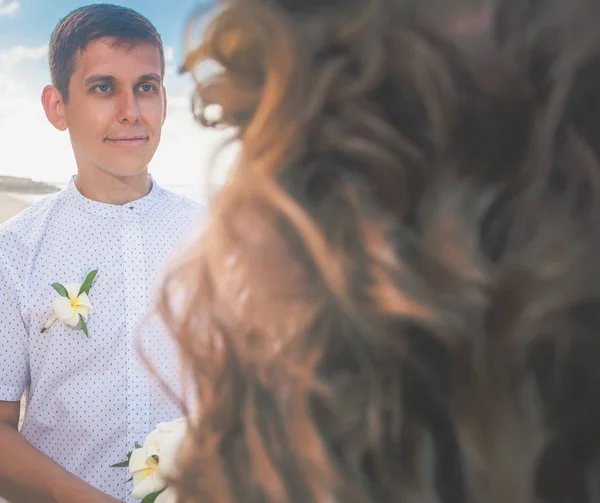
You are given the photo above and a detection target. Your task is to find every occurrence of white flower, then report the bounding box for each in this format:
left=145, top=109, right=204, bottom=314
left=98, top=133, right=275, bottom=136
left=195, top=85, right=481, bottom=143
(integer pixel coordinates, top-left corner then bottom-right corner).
left=129, top=418, right=189, bottom=500
left=155, top=487, right=178, bottom=503
left=129, top=447, right=166, bottom=500
left=51, top=283, right=94, bottom=327
left=41, top=270, right=98, bottom=337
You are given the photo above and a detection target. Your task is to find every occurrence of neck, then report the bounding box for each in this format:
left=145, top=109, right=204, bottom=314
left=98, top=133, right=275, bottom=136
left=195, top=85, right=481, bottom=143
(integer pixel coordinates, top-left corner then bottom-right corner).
left=75, top=169, right=152, bottom=205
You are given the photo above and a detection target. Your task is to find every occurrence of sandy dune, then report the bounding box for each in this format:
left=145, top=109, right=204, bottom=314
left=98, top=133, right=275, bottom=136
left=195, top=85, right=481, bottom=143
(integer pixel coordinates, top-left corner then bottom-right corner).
left=0, top=192, right=30, bottom=224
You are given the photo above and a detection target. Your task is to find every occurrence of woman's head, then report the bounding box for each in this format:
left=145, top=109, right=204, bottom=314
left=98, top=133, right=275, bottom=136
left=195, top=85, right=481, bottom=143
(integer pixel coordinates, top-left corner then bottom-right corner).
left=160, top=0, right=600, bottom=501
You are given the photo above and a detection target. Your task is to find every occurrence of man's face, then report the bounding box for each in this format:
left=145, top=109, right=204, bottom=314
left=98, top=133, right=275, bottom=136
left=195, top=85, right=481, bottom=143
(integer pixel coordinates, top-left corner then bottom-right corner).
left=63, top=38, right=166, bottom=178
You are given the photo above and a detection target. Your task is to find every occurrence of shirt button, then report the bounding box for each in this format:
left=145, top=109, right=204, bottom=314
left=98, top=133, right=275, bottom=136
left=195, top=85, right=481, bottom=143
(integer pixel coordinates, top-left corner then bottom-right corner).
left=133, top=425, right=143, bottom=434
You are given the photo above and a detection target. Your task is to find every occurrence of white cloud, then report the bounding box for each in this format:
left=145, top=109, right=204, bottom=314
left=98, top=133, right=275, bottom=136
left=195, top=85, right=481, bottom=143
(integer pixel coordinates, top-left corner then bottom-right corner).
left=0, top=45, right=49, bottom=118
left=164, top=46, right=175, bottom=63
left=0, top=73, right=33, bottom=117
left=0, top=44, right=48, bottom=68
left=0, top=0, right=20, bottom=16
left=0, top=72, right=27, bottom=97
left=165, top=65, right=176, bottom=79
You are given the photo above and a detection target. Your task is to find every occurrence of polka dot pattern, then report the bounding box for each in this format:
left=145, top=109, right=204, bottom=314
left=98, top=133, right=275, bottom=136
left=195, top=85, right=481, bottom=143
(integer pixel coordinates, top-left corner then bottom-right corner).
left=0, top=176, right=203, bottom=502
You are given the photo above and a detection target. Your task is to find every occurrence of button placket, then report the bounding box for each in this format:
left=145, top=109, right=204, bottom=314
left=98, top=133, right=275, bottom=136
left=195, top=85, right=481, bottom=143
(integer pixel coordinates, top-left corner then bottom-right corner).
left=122, top=209, right=150, bottom=456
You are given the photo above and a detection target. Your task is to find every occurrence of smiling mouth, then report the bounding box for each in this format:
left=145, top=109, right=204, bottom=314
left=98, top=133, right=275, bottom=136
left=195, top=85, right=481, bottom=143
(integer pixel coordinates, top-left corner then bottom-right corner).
left=105, top=136, right=149, bottom=146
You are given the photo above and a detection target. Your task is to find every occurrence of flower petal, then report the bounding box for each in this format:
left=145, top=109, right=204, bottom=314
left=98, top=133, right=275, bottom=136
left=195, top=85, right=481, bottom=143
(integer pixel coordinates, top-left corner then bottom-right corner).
left=158, top=452, right=179, bottom=480
left=132, top=469, right=148, bottom=488
left=65, top=283, right=82, bottom=299
left=156, top=421, right=172, bottom=433
left=129, top=448, right=148, bottom=473
left=146, top=443, right=160, bottom=459
left=143, top=427, right=161, bottom=452
left=77, top=306, right=90, bottom=321
left=155, top=487, right=178, bottom=503
left=52, top=297, right=75, bottom=322
left=76, top=292, right=94, bottom=312
left=158, top=423, right=188, bottom=478
left=64, top=311, right=81, bottom=327
left=131, top=469, right=166, bottom=499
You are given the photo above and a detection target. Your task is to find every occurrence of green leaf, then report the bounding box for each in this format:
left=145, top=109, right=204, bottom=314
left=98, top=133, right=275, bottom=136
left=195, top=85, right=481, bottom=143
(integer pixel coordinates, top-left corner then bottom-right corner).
left=110, top=460, right=130, bottom=468
left=135, top=441, right=142, bottom=449
left=141, top=491, right=164, bottom=503
left=80, top=315, right=89, bottom=337
left=51, top=283, right=69, bottom=298
left=78, top=269, right=98, bottom=296
left=113, top=448, right=134, bottom=467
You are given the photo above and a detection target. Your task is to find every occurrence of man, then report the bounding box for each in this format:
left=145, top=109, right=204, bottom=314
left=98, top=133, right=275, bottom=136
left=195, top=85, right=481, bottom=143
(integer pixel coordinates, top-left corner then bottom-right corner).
left=0, top=5, right=202, bottom=502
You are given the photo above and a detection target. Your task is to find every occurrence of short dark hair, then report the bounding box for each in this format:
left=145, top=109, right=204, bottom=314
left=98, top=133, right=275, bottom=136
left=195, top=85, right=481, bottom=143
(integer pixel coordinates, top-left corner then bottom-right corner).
left=49, top=3, right=165, bottom=101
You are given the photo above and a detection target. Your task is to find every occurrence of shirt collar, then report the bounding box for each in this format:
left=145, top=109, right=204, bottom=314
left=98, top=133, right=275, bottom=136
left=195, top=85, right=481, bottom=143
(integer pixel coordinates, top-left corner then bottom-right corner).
left=65, top=175, right=163, bottom=218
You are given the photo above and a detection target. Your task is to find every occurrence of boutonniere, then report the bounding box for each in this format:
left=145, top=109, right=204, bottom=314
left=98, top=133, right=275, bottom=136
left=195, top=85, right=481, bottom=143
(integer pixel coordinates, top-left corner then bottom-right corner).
left=41, top=269, right=98, bottom=337
left=111, top=417, right=189, bottom=503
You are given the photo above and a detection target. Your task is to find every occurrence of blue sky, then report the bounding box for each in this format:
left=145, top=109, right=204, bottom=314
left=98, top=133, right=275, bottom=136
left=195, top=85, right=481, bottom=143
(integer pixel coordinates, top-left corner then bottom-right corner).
left=0, top=0, right=233, bottom=195
left=0, top=1, right=205, bottom=51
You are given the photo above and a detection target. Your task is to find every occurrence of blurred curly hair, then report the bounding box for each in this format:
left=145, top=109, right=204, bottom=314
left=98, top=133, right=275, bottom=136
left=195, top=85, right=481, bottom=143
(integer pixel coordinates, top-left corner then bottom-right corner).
left=158, top=0, right=600, bottom=502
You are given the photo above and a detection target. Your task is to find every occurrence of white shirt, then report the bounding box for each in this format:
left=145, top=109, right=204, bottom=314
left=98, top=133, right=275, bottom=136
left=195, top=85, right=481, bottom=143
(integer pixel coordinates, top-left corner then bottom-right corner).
left=0, top=176, right=203, bottom=502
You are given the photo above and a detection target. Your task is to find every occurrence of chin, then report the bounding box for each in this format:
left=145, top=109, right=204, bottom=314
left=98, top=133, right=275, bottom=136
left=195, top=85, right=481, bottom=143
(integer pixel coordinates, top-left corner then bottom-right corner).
left=102, top=150, right=156, bottom=178
left=100, top=165, right=150, bottom=179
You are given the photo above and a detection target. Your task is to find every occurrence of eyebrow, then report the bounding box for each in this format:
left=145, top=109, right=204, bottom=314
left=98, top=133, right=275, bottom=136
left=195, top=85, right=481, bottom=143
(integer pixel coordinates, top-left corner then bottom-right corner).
left=138, top=73, right=162, bottom=84
left=83, top=73, right=162, bottom=88
left=84, top=75, right=116, bottom=87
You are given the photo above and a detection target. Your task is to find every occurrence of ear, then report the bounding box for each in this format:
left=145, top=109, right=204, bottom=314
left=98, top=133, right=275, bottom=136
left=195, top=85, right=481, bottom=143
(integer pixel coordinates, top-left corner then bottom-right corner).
left=162, top=86, right=168, bottom=125
left=41, top=85, right=67, bottom=131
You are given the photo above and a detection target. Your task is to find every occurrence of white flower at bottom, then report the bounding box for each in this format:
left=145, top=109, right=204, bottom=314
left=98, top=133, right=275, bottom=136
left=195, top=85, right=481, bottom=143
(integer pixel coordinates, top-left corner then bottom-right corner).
left=155, top=487, right=178, bottom=503
left=128, top=418, right=189, bottom=500
left=155, top=417, right=188, bottom=478
left=129, top=449, right=167, bottom=499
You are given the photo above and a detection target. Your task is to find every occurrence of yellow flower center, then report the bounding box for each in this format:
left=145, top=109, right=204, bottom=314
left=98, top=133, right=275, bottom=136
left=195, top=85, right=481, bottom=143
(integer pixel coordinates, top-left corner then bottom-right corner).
left=141, top=456, right=159, bottom=479
left=70, top=296, right=79, bottom=309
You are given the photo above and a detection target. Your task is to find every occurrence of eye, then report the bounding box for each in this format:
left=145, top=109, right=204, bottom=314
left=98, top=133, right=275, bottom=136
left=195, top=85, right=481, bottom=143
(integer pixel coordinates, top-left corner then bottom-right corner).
left=93, top=83, right=112, bottom=93
left=138, top=83, right=156, bottom=92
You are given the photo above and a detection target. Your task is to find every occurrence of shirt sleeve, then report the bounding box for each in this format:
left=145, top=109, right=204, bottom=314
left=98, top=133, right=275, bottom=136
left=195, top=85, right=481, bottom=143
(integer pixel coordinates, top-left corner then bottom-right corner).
left=0, top=251, right=29, bottom=401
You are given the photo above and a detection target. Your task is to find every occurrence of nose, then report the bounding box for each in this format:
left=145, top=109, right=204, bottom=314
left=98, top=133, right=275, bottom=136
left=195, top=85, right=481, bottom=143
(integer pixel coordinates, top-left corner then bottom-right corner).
left=117, top=90, right=141, bottom=123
